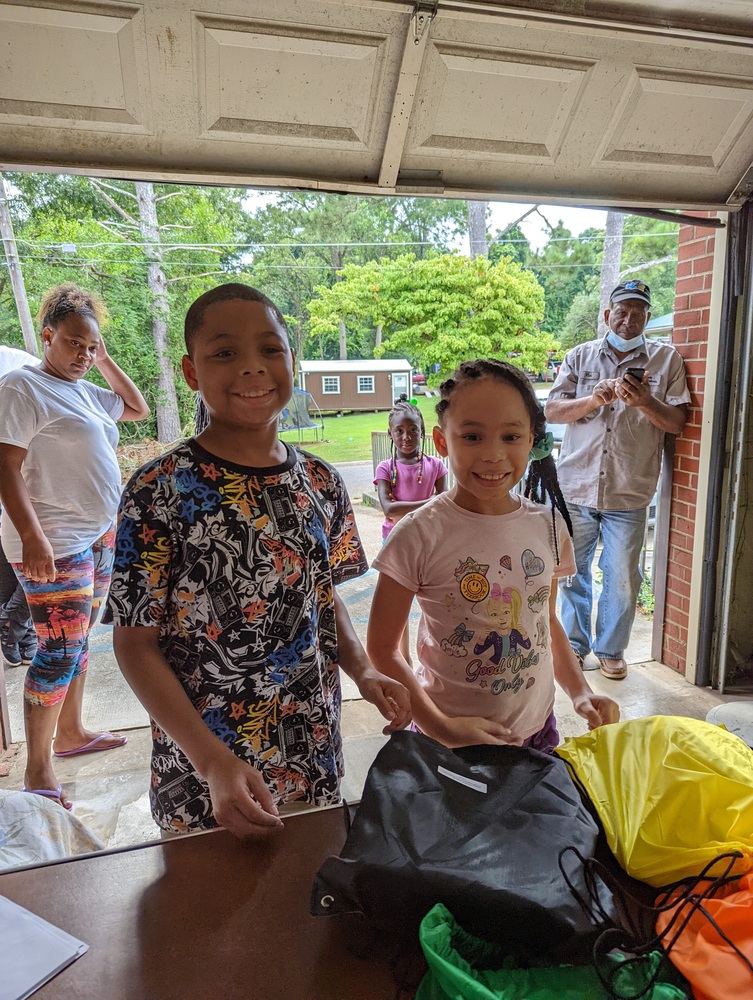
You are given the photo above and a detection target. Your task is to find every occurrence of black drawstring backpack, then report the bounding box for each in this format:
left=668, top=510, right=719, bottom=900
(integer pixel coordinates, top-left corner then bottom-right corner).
left=311, top=730, right=615, bottom=964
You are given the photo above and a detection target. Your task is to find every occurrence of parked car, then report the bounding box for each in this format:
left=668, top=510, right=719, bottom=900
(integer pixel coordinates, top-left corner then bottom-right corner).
left=534, top=388, right=566, bottom=448
left=525, top=358, right=562, bottom=382
left=412, top=370, right=427, bottom=393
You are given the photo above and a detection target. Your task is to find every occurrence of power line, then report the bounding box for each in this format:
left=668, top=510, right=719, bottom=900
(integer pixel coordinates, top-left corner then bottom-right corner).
left=0, top=257, right=679, bottom=271
left=13, top=231, right=678, bottom=252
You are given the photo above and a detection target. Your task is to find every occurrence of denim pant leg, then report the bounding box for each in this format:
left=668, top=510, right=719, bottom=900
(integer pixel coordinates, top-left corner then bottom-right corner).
left=594, top=508, right=648, bottom=659
left=559, top=503, right=602, bottom=657
left=2, top=581, right=35, bottom=646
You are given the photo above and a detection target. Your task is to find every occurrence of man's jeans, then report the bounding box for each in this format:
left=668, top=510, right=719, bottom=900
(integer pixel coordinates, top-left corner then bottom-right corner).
left=560, top=503, right=647, bottom=660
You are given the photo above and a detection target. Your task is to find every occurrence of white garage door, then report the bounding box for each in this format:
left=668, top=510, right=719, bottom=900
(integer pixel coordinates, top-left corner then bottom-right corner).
left=1, top=0, right=752, bottom=211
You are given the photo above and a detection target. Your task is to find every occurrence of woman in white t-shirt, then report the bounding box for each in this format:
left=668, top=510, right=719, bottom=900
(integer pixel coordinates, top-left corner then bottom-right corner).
left=0, top=284, right=149, bottom=811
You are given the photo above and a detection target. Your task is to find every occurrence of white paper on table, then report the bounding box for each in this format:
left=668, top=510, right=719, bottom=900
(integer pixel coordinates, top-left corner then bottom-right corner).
left=0, top=895, right=88, bottom=1000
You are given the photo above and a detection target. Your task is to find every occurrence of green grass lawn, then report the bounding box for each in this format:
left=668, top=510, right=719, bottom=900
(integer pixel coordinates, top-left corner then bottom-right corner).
left=280, top=394, right=442, bottom=463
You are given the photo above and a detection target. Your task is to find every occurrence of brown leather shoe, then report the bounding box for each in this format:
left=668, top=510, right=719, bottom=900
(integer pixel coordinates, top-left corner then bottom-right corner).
left=598, top=657, right=627, bottom=680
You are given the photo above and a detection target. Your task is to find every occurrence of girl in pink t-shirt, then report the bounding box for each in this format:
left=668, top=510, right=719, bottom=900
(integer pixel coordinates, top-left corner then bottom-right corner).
left=368, top=360, right=619, bottom=751
left=374, top=400, right=448, bottom=540
left=374, top=400, right=447, bottom=664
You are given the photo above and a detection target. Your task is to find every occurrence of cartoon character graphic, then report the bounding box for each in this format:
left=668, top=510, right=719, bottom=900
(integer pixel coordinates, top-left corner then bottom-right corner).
left=472, top=584, right=531, bottom=665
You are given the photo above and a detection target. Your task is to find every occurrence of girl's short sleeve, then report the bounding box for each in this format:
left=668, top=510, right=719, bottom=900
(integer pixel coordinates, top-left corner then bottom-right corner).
left=373, top=459, right=392, bottom=485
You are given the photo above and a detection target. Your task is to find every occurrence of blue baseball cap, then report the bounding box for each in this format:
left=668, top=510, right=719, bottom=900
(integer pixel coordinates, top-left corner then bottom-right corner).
left=610, top=280, right=651, bottom=307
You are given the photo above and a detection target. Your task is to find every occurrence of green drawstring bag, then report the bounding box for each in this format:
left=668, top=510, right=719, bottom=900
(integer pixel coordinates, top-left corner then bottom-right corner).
left=416, top=904, right=688, bottom=1000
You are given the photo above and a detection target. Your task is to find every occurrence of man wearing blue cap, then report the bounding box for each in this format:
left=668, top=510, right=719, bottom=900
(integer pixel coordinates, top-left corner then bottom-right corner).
left=546, top=281, right=690, bottom=680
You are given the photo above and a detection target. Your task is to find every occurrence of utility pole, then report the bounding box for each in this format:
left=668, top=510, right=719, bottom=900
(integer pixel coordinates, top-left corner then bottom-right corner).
left=468, top=201, right=489, bottom=258
left=0, top=172, right=38, bottom=356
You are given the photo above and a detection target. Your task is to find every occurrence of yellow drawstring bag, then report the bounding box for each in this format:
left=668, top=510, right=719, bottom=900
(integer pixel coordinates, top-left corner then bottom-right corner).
left=555, top=715, right=753, bottom=887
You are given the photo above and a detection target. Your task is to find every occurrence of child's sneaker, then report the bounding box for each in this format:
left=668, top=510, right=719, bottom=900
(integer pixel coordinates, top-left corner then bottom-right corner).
left=2, top=642, right=22, bottom=667
left=20, top=640, right=36, bottom=665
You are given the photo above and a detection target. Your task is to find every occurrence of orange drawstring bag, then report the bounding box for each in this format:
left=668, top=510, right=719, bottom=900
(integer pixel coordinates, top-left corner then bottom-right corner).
left=655, top=864, right=753, bottom=1000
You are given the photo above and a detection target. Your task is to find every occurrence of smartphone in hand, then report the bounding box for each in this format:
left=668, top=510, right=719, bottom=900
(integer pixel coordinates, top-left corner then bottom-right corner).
left=625, top=367, right=645, bottom=383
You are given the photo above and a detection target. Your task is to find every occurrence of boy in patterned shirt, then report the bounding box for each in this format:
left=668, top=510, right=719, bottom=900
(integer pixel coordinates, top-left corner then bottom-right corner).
left=104, top=284, right=410, bottom=837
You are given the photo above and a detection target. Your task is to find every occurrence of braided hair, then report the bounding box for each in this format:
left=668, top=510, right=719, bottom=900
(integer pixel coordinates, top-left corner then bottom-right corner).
left=387, top=399, right=426, bottom=488
left=436, top=358, right=572, bottom=562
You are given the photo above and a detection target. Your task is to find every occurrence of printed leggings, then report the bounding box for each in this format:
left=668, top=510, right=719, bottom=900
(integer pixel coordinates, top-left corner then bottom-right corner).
left=13, top=527, right=116, bottom=708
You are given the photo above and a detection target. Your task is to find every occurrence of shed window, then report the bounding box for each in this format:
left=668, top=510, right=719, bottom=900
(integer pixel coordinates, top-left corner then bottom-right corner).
left=322, top=376, right=340, bottom=394
left=357, top=376, right=375, bottom=393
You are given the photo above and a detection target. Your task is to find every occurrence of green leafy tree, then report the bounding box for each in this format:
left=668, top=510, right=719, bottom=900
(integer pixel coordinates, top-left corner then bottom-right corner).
left=560, top=288, right=601, bottom=350
left=2, top=173, right=250, bottom=440
left=619, top=215, right=678, bottom=317
left=489, top=224, right=532, bottom=268
left=244, top=191, right=466, bottom=359
left=309, top=253, right=551, bottom=378
left=529, top=223, right=601, bottom=338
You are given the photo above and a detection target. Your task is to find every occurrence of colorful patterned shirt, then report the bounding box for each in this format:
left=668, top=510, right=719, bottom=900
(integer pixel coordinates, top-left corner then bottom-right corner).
left=102, top=439, right=368, bottom=832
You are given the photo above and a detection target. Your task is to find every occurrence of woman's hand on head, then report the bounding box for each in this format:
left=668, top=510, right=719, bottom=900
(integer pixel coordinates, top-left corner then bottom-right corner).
left=94, top=337, right=110, bottom=365
left=22, top=535, right=56, bottom=583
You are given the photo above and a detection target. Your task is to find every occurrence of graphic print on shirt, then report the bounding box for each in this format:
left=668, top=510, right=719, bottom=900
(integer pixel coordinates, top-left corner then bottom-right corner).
left=440, top=555, right=544, bottom=696
left=472, top=584, right=532, bottom=666
left=454, top=556, right=491, bottom=602
left=104, top=442, right=367, bottom=832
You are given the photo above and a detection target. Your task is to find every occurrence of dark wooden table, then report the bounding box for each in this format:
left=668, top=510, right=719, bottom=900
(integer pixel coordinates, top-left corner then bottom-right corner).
left=0, top=805, right=408, bottom=999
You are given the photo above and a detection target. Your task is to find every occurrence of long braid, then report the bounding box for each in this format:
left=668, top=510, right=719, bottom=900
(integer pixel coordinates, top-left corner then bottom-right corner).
left=437, top=358, right=573, bottom=563
left=525, top=455, right=572, bottom=564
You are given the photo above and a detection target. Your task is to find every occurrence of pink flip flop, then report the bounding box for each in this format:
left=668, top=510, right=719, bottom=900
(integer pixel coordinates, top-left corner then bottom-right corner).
left=53, top=732, right=128, bottom=758
left=21, top=784, right=73, bottom=811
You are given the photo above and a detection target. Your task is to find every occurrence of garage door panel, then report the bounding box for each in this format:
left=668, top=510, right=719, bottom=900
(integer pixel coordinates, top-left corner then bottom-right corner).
left=407, top=44, right=594, bottom=162
left=595, top=68, right=753, bottom=171
left=195, top=15, right=391, bottom=151
left=398, top=8, right=753, bottom=206
left=0, top=1, right=150, bottom=132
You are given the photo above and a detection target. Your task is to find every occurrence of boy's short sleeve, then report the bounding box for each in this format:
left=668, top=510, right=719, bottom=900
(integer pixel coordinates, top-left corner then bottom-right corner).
left=326, top=467, right=369, bottom=586
left=102, top=474, right=173, bottom=627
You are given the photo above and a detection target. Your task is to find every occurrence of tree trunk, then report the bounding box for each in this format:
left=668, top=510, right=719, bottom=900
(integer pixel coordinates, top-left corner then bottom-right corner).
left=597, top=211, right=625, bottom=338
left=468, top=201, right=489, bottom=258
left=135, top=182, right=181, bottom=443
left=0, top=173, right=38, bottom=355
left=374, top=323, right=383, bottom=349
left=338, top=318, right=348, bottom=360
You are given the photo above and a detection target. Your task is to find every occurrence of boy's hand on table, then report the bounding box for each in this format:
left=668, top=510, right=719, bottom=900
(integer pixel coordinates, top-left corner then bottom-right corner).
left=204, top=754, right=284, bottom=839
left=356, top=670, right=412, bottom=734
left=572, top=693, right=620, bottom=731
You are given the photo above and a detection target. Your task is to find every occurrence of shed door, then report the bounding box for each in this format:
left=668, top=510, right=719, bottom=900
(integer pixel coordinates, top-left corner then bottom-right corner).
left=392, top=373, right=409, bottom=399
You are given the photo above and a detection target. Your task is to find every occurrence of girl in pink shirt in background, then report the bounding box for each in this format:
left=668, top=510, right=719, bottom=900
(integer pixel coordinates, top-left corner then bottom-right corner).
left=368, top=360, right=619, bottom=751
left=374, top=399, right=448, bottom=664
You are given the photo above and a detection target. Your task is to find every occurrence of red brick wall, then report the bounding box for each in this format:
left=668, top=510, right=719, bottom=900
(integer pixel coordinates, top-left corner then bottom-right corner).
left=661, top=221, right=715, bottom=672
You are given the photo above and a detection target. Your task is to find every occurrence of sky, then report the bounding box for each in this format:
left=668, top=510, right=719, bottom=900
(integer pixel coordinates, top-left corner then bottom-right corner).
left=243, top=189, right=608, bottom=254
left=486, top=202, right=608, bottom=252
